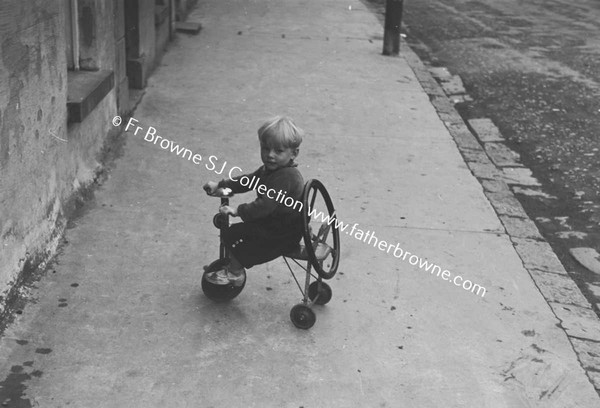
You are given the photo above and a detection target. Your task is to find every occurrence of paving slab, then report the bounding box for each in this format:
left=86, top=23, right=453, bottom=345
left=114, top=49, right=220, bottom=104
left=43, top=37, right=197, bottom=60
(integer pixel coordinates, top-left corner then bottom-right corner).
left=468, top=162, right=505, bottom=181
left=499, top=215, right=544, bottom=240
left=529, top=269, right=590, bottom=307
left=440, top=75, right=466, bottom=95
left=469, top=118, right=505, bottom=143
left=484, top=142, right=523, bottom=167
left=549, top=303, right=600, bottom=342
left=452, top=128, right=483, bottom=151
left=429, top=94, right=456, bottom=114
left=570, top=247, right=600, bottom=275
left=485, top=191, right=530, bottom=218
left=502, top=167, right=542, bottom=186
left=461, top=148, right=494, bottom=164
left=512, top=238, right=568, bottom=274
left=481, top=179, right=511, bottom=193
left=428, top=66, right=452, bottom=80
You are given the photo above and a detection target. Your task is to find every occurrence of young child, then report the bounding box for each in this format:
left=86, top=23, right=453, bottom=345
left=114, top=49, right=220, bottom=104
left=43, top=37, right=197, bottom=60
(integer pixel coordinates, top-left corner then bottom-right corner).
left=203, top=116, right=305, bottom=286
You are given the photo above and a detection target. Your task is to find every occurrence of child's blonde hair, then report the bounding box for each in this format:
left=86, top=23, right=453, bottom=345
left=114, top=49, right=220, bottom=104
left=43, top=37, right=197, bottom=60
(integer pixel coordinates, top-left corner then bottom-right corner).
left=258, top=116, right=303, bottom=149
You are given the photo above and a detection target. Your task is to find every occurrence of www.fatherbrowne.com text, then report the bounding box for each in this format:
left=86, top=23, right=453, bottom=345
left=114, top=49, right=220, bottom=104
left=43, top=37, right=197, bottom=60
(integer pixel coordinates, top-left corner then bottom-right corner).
left=308, top=210, right=487, bottom=298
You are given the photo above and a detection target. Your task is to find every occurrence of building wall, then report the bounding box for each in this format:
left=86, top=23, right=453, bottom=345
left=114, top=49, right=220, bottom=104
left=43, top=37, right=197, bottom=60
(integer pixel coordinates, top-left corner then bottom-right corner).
left=125, top=0, right=177, bottom=89
left=174, top=0, right=198, bottom=21
left=140, top=0, right=157, bottom=64
left=114, top=0, right=129, bottom=115
left=0, top=0, right=71, bottom=311
left=156, top=2, right=172, bottom=57
left=0, top=0, right=177, bottom=316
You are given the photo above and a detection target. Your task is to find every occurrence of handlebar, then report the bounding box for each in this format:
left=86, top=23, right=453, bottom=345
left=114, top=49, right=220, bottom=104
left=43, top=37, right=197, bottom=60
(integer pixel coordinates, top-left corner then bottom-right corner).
left=205, top=187, right=234, bottom=198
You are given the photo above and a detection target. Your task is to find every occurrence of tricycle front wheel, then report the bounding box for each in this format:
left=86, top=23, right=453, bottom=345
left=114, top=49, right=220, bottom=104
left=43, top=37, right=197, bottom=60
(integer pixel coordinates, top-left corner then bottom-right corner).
left=201, top=258, right=246, bottom=302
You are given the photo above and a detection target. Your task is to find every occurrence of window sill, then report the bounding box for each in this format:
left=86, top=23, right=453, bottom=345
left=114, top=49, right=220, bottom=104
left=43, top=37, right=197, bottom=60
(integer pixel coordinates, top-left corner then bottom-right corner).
left=67, top=70, right=114, bottom=123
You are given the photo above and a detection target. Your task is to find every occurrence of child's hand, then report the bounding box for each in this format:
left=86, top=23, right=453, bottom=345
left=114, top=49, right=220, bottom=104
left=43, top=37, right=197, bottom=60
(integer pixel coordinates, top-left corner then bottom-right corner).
left=219, top=205, right=238, bottom=217
left=203, top=181, right=219, bottom=195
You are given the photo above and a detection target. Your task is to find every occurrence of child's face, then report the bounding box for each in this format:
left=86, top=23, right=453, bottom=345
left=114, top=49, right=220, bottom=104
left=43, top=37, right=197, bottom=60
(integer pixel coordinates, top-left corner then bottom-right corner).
left=260, top=141, right=298, bottom=171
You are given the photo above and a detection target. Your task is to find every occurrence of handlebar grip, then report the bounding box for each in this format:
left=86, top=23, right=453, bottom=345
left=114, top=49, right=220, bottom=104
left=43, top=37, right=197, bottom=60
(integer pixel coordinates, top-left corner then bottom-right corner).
left=206, top=187, right=233, bottom=197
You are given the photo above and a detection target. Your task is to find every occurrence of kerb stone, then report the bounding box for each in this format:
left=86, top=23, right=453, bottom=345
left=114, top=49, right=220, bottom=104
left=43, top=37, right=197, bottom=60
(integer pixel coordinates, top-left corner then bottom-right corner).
left=468, top=162, right=503, bottom=180
left=499, top=215, right=543, bottom=240
left=440, top=75, right=466, bottom=95
left=502, top=168, right=542, bottom=187
left=529, top=269, right=589, bottom=307
left=468, top=118, right=505, bottom=142
left=512, top=238, right=567, bottom=273
left=550, top=302, right=600, bottom=342
left=484, top=142, right=522, bottom=167
left=484, top=192, right=529, bottom=218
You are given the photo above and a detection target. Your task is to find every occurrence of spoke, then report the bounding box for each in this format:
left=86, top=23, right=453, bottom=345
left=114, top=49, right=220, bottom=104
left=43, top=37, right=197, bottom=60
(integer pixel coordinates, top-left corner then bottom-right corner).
left=290, top=257, right=308, bottom=271
left=316, top=223, right=331, bottom=243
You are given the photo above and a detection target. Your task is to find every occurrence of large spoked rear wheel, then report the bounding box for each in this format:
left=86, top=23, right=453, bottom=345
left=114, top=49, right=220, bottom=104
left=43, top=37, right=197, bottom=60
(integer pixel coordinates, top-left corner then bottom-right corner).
left=201, top=258, right=246, bottom=302
left=301, top=179, right=340, bottom=280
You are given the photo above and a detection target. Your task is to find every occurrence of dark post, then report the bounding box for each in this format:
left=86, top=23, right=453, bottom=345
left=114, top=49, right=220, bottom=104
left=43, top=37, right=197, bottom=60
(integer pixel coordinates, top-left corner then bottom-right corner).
left=382, top=0, right=404, bottom=56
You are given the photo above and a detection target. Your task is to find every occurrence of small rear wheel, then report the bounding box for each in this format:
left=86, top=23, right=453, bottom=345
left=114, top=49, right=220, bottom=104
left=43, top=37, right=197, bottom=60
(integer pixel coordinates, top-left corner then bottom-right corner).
left=201, top=258, right=246, bottom=302
left=308, top=281, right=332, bottom=305
left=290, top=304, right=316, bottom=329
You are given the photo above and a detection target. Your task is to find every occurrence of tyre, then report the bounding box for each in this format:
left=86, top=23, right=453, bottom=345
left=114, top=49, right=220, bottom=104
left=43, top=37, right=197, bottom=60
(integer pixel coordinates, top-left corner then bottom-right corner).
left=301, top=179, right=340, bottom=279
left=201, top=258, right=246, bottom=302
left=213, top=213, right=228, bottom=229
left=308, top=281, right=332, bottom=305
left=290, top=304, right=316, bottom=329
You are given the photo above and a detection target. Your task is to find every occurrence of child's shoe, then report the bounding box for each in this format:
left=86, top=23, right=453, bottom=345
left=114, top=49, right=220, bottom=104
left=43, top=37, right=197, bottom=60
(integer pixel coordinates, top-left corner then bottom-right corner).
left=205, top=267, right=245, bottom=287
left=205, top=268, right=230, bottom=285
left=227, top=269, right=246, bottom=287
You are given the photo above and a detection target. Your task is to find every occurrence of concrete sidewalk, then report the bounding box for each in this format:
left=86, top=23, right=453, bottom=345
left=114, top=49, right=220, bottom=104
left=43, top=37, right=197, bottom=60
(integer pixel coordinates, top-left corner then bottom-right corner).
left=1, top=0, right=599, bottom=407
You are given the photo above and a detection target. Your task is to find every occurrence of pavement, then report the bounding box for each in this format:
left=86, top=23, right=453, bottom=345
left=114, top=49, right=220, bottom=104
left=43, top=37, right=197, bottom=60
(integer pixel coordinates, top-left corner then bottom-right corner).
left=1, top=0, right=600, bottom=407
